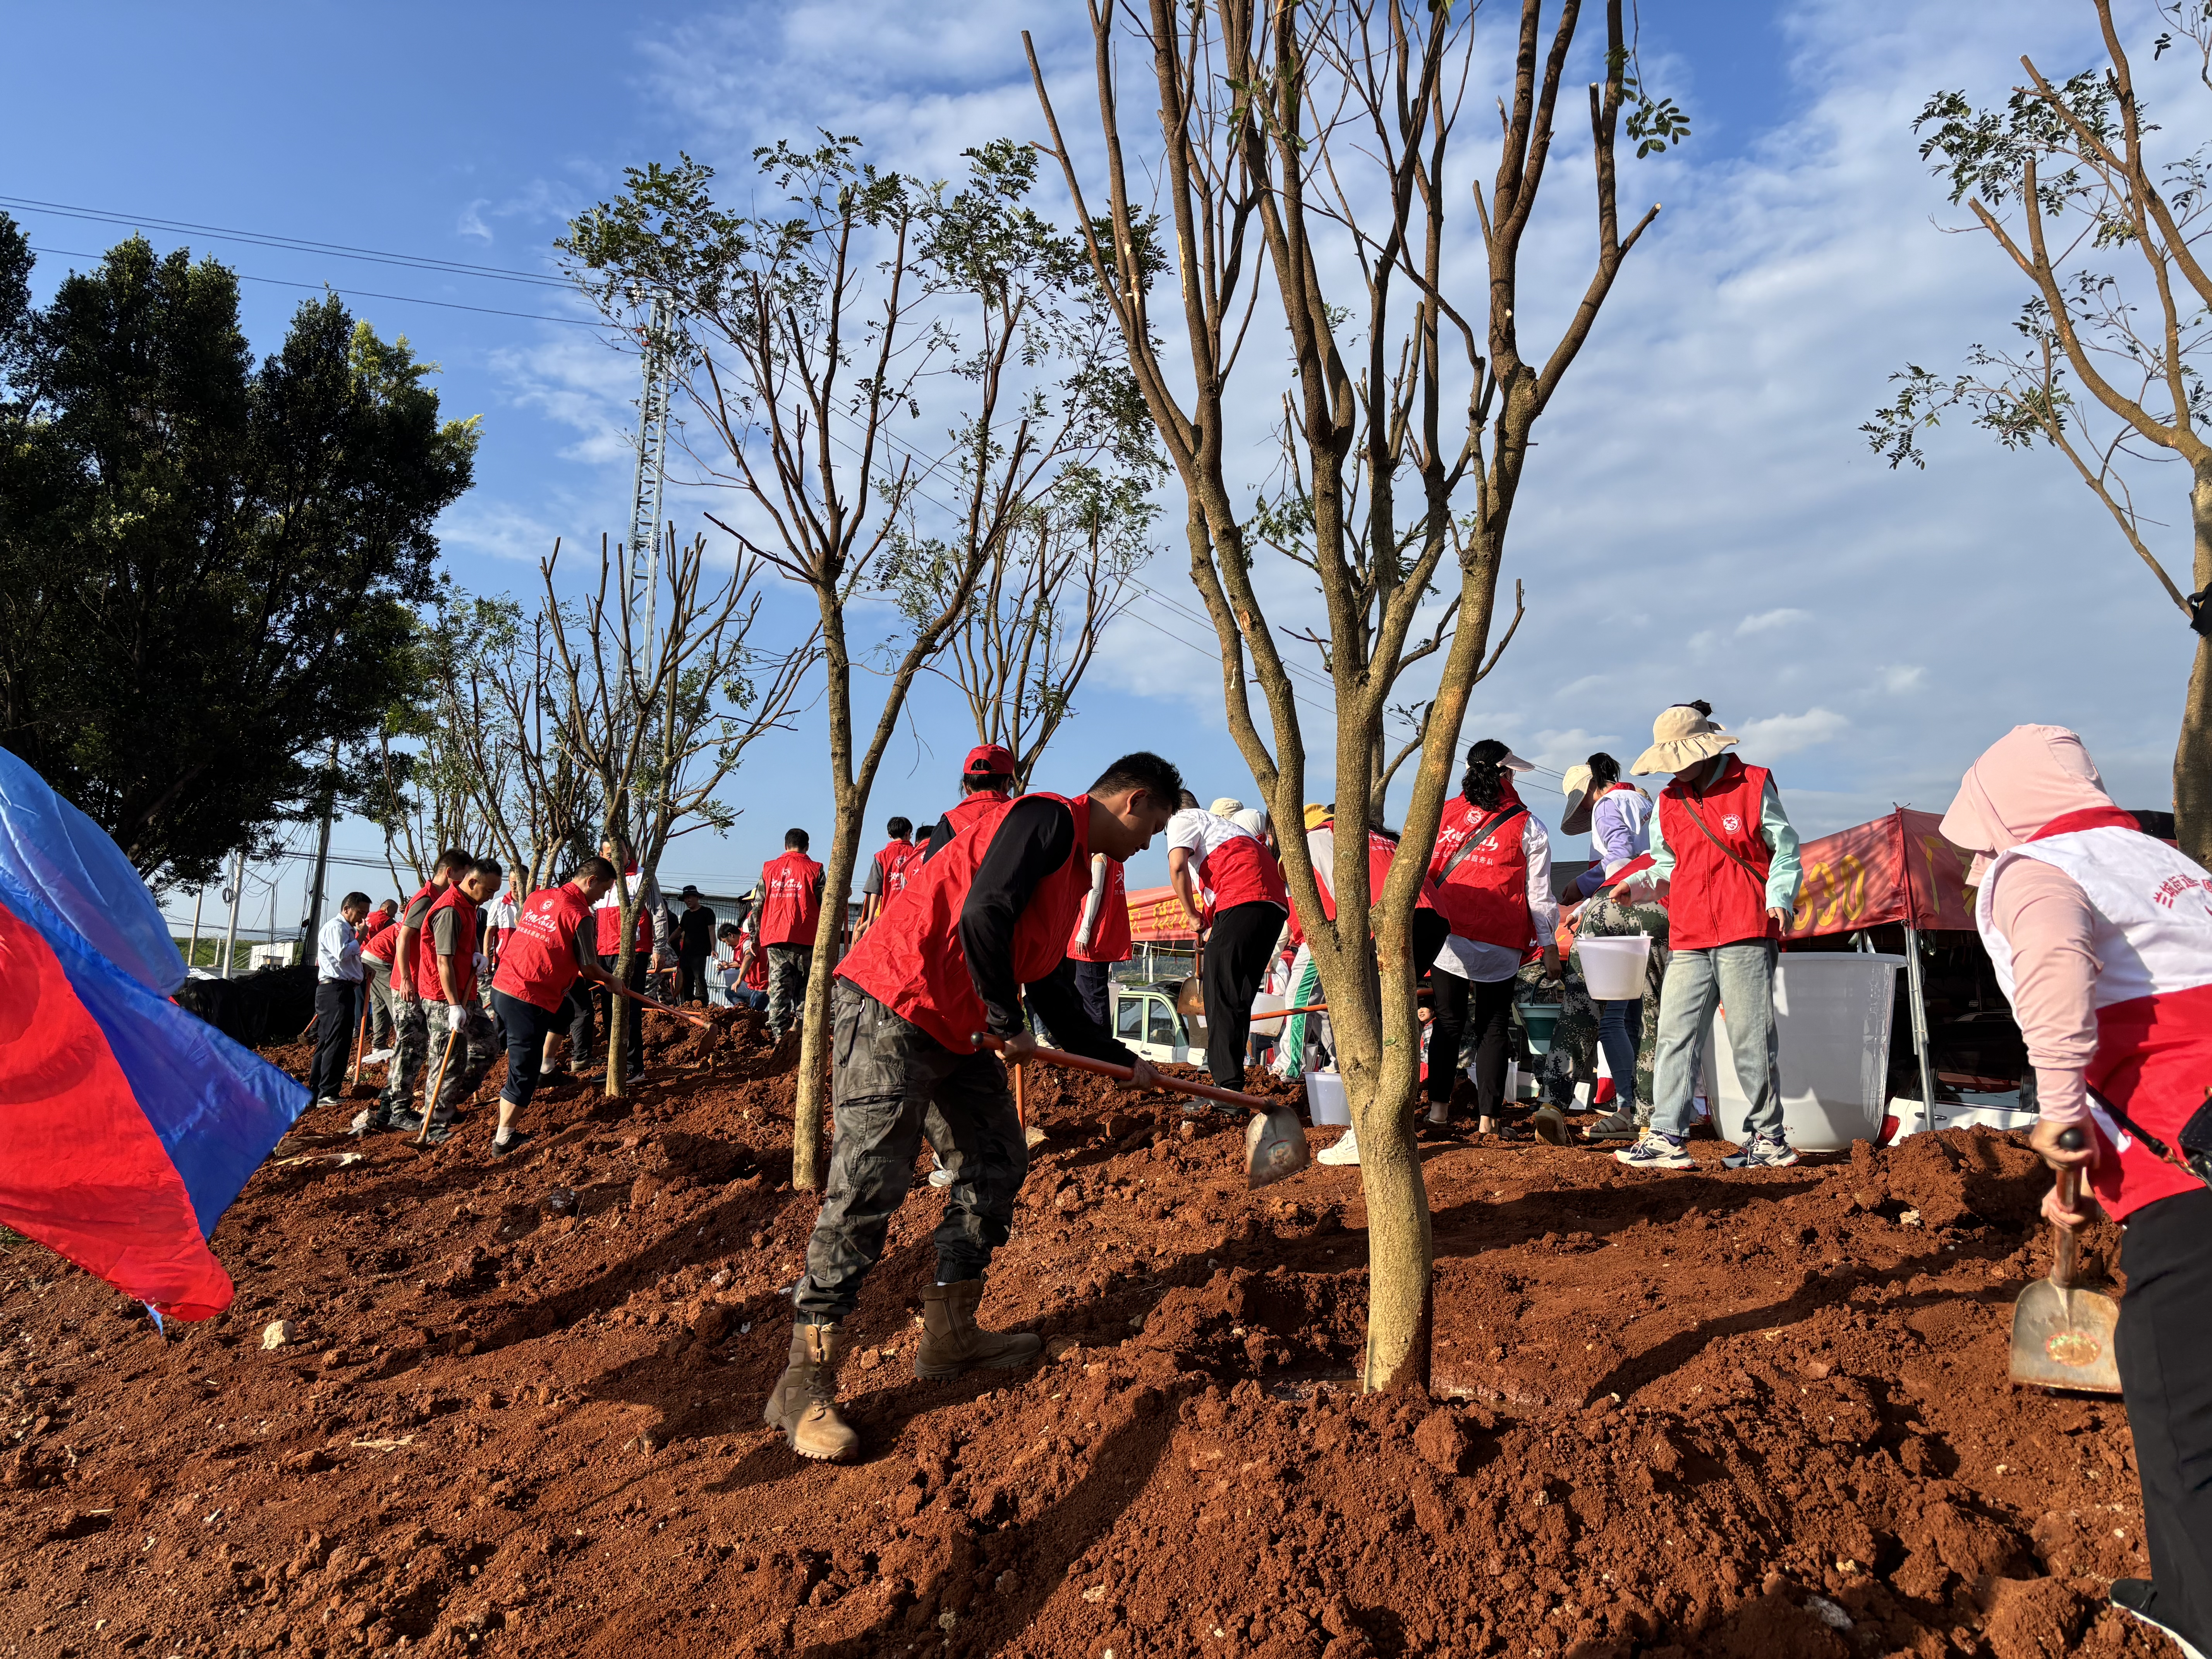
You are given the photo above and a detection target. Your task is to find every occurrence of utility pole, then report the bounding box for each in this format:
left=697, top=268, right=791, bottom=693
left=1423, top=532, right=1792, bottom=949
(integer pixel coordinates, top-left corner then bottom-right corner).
left=185, top=886, right=205, bottom=972
left=625, top=295, right=675, bottom=653
left=220, top=850, right=244, bottom=979
left=302, top=740, right=338, bottom=953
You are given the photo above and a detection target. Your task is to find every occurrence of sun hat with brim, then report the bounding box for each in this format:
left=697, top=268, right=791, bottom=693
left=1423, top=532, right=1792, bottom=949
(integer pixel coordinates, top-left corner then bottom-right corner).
left=1559, top=764, right=1596, bottom=836
left=1302, top=803, right=1332, bottom=831
left=1208, top=797, right=1245, bottom=817
left=1630, top=705, right=1740, bottom=776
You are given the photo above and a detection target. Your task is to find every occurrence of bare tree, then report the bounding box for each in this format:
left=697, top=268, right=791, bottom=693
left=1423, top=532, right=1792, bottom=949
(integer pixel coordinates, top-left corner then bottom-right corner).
left=544, top=531, right=813, bottom=1098
left=364, top=716, right=485, bottom=892
left=893, top=462, right=1159, bottom=789
left=562, top=137, right=1156, bottom=1182
left=1032, top=0, right=1674, bottom=1389
left=1866, top=0, right=2212, bottom=862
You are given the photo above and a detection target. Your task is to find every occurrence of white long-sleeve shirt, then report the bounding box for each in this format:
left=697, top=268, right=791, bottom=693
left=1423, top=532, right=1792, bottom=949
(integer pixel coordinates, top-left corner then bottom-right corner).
left=316, top=915, right=363, bottom=983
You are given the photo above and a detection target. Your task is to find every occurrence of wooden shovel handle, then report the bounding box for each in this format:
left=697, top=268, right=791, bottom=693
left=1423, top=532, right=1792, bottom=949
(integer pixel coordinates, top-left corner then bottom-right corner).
left=969, top=1031, right=1279, bottom=1113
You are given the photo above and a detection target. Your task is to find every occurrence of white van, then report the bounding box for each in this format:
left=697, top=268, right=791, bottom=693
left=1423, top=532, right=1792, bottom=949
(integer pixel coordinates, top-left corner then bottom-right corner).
left=1107, top=981, right=1206, bottom=1066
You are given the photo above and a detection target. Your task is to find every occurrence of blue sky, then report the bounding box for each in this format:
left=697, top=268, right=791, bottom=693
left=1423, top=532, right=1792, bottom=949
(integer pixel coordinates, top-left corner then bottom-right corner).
left=7, top=0, right=2199, bottom=938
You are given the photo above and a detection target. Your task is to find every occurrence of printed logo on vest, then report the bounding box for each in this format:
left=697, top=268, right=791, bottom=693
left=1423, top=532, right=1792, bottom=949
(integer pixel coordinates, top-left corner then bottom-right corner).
left=1721, top=814, right=1742, bottom=833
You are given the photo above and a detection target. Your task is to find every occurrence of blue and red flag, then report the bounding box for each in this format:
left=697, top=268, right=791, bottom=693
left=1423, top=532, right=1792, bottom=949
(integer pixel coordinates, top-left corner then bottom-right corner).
left=0, top=751, right=307, bottom=1319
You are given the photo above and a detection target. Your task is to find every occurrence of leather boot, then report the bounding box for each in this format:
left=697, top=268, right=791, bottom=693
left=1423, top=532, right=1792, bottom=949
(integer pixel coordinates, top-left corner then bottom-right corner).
left=764, top=1321, right=859, bottom=1461
left=915, top=1280, right=1042, bottom=1378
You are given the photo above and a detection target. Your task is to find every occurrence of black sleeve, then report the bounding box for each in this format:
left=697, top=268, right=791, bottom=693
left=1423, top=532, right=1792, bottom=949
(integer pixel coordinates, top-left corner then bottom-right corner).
left=959, top=796, right=1078, bottom=1039
left=924, top=817, right=953, bottom=861
left=1025, top=959, right=1136, bottom=1066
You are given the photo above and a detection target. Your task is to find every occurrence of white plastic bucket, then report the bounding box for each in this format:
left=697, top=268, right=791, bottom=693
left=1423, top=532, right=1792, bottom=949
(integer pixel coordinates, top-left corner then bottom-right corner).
left=1305, top=1070, right=1350, bottom=1126
left=1578, top=934, right=1652, bottom=1001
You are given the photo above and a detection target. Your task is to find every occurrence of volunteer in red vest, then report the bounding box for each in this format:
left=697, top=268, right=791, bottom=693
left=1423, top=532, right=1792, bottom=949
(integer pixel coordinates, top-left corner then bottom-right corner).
left=1614, top=701, right=1803, bottom=1173
left=483, top=876, right=521, bottom=975
left=1425, top=741, right=1561, bottom=1142
left=487, top=857, right=642, bottom=1156
left=859, top=816, right=924, bottom=934
left=767, top=750, right=1181, bottom=1463
left=357, top=899, right=402, bottom=1062
left=1941, top=725, right=2212, bottom=1655
left=749, top=828, right=825, bottom=1040
left=922, top=744, right=1018, bottom=859
left=1561, top=754, right=1659, bottom=1142
left=364, top=847, right=471, bottom=1135
left=397, top=857, right=503, bottom=1140
left=1067, top=849, right=1132, bottom=1029
left=585, top=838, right=671, bottom=1084
left=1167, top=792, right=1290, bottom=1098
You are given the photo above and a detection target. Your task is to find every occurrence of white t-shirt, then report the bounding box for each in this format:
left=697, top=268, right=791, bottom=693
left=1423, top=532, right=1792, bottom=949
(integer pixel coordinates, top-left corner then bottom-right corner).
left=1166, top=807, right=1255, bottom=864
left=486, top=892, right=520, bottom=931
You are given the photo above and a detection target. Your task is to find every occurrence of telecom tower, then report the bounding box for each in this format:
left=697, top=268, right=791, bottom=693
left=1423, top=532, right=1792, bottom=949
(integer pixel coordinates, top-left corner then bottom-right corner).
left=625, top=296, right=676, bottom=648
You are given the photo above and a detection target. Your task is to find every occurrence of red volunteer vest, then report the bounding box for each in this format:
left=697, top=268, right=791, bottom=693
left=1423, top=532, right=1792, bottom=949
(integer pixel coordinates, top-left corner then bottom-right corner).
left=757, top=850, right=825, bottom=946
left=1197, top=826, right=1290, bottom=917
left=1429, top=797, right=1534, bottom=951
left=390, top=881, right=440, bottom=992
left=1288, top=828, right=1438, bottom=945
left=361, top=915, right=400, bottom=963
left=840, top=792, right=1092, bottom=1053
left=416, top=886, right=481, bottom=1004
left=935, top=791, right=1011, bottom=852
left=1067, top=857, right=1132, bottom=963
left=592, top=869, right=654, bottom=956
left=1657, top=757, right=1774, bottom=950
left=491, top=884, right=594, bottom=1013
left=874, top=839, right=924, bottom=900
left=737, top=927, right=769, bottom=991
left=1981, top=811, right=2212, bottom=1220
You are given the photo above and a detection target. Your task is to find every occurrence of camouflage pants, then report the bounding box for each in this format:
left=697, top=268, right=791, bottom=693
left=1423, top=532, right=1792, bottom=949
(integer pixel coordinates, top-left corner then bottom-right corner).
left=1572, top=890, right=1671, bottom=1123
left=792, top=981, right=1029, bottom=1326
left=378, top=1000, right=497, bottom=1122
left=766, top=944, right=812, bottom=1037
left=378, top=1000, right=430, bottom=1117
left=1522, top=962, right=1599, bottom=1110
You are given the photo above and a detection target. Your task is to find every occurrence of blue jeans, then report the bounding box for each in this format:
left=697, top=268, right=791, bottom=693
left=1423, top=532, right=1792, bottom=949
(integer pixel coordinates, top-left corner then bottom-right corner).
left=1595, top=997, right=1642, bottom=1116
left=1650, top=939, right=1781, bottom=1142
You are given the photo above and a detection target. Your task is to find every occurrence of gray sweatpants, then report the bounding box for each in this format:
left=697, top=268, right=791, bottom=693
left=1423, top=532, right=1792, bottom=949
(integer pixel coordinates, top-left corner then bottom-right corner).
left=1649, top=938, right=1781, bottom=1143
left=792, top=981, right=1028, bottom=1325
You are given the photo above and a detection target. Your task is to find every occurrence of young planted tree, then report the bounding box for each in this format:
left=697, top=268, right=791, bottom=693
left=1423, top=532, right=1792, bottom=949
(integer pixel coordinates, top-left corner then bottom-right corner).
left=562, top=138, right=1156, bottom=1182
left=1032, top=0, right=1676, bottom=1389
left=543, top=532, right=813, bottom=1098
left=893, top=461, right=1159, bottom=790
left=1866, top=0, right=2212, bottom=863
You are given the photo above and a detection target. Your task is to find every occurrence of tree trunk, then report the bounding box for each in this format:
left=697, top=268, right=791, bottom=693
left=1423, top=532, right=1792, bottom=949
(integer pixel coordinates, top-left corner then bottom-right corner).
left=2179, top=461, right=2212, bottom=868
left=793, top=594, right=857, bottom=1190
left=605, top=926, right=632, bottom=1102
left=1359, top=908, right=1434, bottom=1392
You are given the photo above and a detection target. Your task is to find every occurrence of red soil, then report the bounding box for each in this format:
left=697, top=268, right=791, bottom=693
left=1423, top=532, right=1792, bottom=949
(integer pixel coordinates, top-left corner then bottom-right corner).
left=0, top=1007, right=2181, bottom=1659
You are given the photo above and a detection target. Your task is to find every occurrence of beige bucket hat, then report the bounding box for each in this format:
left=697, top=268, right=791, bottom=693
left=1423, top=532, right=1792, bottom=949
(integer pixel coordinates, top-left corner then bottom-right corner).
left=1559, top=764, right=1595, bottom=836
left=1631, top=704, right=1740, bottom=776
left=1207, top=796, right=1245, bottom=817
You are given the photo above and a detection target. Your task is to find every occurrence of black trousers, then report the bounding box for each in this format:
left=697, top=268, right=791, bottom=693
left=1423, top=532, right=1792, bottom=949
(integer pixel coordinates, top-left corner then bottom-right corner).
left=1427, top=972, right=1517, bottom=1111
left=678, top=952, right=710, bottom=1005
left=493, top=988, right=563, bottom=1115
left=1201, top=902, right=1283, bottom=1090
left=2117, top=1186, right=2212, bottom=1650
left=563, top=976, right=596, bottom=1064
left=1073, top=958, right=1112, bottom=1030
left=309, top=980, right=360, bottom=1103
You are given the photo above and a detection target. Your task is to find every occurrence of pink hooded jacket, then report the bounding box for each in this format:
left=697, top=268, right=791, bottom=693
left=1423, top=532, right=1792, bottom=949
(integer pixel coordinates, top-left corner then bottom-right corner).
left=1937, top=726, right=2120, bottom=1126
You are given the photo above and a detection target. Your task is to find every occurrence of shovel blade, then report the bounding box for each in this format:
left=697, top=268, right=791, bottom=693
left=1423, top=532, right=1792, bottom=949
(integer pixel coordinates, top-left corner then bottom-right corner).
left=1245, top=1107, right=1311, bottom=1189
left=2009, top=1279, right=2123, bottom=1394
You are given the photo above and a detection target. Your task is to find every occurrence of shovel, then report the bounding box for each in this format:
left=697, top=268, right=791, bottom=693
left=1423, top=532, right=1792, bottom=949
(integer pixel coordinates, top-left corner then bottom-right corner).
left=2008, top=1127, right=2122, bottom=1394
left=970, top=1032, right=1310, bottom=1189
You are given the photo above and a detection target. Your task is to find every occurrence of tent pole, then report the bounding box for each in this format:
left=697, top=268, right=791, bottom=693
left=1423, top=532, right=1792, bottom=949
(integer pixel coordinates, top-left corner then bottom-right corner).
left=1903, top=923, right=1936, bottom=1138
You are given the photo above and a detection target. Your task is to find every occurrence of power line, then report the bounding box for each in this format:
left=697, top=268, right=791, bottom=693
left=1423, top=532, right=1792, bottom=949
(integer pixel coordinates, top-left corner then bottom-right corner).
left=1, top=194, right=571, bottom=287
left=26, top=245, right=599, bottom=327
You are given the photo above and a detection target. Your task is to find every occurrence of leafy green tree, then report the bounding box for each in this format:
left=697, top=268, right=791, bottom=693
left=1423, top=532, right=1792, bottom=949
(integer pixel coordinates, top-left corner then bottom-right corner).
left=0, top=224, right=479, bottom=888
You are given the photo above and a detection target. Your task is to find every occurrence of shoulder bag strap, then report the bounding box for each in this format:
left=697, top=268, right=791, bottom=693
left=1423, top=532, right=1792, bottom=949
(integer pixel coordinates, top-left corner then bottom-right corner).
left=1674, top=791, right=1769, bottom=896
left=1437, top=802, right=1528, bottom=884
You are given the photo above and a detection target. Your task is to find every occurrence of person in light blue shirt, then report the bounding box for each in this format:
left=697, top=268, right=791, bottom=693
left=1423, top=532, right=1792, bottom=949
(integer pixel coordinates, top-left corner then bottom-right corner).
left=309, top=892, right=372, bottom=1107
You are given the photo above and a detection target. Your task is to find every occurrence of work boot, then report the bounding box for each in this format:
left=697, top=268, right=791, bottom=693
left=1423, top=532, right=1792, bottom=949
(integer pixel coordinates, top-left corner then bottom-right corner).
left=764, top=1322, right=859, bottom=1462
left=915, top=1280, right=1042, bottom=1378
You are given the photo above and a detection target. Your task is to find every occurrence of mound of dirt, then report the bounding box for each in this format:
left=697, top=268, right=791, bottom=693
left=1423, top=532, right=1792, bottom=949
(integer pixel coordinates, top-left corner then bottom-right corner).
left=0, top=1025, right=2178, bottom=1659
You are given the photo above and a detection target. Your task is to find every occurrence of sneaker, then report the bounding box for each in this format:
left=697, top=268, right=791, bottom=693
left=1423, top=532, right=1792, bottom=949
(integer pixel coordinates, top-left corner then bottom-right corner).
left=1582, top=1108, right=1640, bottom=1144
left=419, top=1123, right=452, bottom=1147
left=1614, top=1130, right=1694, bottom=1170
left=362, top=1048, right=394, bottom=1065
left=1723, top=1133, right=1800, bottom=1170
left=313, top=1097, right=341, bottom=1111
left=926, top=1168, right=954, bottom=1189
left=489, top=1130, right=535, bottom=1159
left=2111, top=1581, right=2210, bottom=1659
left=386, top=1108, right=425, bottom=1133
left=1316, top=1128, right=1360, bottom=1166
left=349, top=1108, right=388, bottom=1136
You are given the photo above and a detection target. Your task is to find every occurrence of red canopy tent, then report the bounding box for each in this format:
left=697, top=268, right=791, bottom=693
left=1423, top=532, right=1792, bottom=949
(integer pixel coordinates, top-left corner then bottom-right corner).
left=1784, top=807, right=1975, bottom=1130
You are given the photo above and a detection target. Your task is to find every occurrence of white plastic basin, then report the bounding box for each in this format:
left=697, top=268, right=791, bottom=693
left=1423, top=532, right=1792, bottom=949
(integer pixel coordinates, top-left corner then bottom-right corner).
left=1250, top=992, right=1287, bottom=1037
left=1706, top=954, right=1901, bottom=1152
left=1578, top=934, right=1652, bottom=1000
left=1305, top=1069, right=1350, bottom=1125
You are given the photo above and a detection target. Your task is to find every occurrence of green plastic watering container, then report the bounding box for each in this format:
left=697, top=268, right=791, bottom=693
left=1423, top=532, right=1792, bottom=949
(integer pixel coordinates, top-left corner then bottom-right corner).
left=1521, top=1003, right=1561, bottom=1055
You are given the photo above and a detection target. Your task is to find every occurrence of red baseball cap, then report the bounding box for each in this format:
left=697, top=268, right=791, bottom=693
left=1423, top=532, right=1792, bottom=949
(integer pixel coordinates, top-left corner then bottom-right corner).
left=963, top=744, right=1016, bottom=777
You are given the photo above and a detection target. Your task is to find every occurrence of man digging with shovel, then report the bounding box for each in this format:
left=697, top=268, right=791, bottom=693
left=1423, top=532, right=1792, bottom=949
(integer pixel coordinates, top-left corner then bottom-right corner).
left=766, top=751, right=1184, bottom=1462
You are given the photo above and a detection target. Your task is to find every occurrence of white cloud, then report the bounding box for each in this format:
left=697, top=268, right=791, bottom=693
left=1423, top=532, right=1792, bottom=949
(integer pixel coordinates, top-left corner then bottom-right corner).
left=436, top=501, right=563, bottom=565
left=1737, top=608, right=1812, bottom=636
left=1874, top=664, right=1926, bottom=694
left=1735, top=708, right=1851, bottom=758
left=456, top=200, right=491, bottom=243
